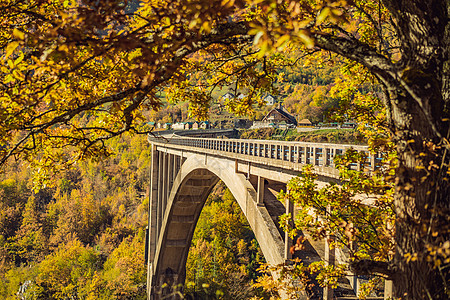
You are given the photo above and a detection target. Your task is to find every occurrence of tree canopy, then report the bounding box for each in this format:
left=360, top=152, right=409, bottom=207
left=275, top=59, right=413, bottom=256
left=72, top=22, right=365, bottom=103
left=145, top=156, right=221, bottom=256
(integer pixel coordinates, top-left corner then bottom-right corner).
left=1, top=0, right=449, bottom=299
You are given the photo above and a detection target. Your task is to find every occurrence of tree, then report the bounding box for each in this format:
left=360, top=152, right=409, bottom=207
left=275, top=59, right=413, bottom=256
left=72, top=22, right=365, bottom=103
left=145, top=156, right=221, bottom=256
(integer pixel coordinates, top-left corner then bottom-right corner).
left=1, top=0, right=448, bottom=298
left=251, top=1, right=449, bottom=298
left=34, top=238, right=100, bottom=299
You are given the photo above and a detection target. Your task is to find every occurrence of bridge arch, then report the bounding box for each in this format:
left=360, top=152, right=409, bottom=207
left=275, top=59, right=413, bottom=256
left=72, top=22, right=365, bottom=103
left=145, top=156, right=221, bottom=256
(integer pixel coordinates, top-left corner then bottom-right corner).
left=149, top=152, right=285, bottom=298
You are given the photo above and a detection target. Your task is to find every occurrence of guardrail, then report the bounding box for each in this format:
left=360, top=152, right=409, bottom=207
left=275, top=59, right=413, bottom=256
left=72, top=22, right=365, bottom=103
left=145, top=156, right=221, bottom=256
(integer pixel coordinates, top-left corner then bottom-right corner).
left=149, top=134, right=383, bottom=172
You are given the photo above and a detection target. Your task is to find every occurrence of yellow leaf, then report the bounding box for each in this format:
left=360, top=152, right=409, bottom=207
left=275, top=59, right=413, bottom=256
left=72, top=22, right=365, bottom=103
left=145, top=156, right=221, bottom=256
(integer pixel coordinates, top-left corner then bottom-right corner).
left=275, top=35, right=290, bottom=50
left=4, top=41, right=19, bottom=59
left=14, top=52, right=24, bottom=65
left=58, top=44, right=69, bottom=52
left=298, top=31, right=314, bottom=49
left=13, top=28, right=25, bottom=40
left=317, top=7, right=330, bottom=25
left=253, top=31, right=264, bottom=45
left=201, top=21, right=211, bottom=33
left=221, top=0, right=234, bottom=8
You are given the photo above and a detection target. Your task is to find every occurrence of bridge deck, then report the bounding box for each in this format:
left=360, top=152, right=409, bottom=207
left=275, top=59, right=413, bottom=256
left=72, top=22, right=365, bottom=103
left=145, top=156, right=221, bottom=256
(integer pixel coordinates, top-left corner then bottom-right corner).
left=149, top=133, right=381, bottom=181
left=147, top=132, right=386, bottom=299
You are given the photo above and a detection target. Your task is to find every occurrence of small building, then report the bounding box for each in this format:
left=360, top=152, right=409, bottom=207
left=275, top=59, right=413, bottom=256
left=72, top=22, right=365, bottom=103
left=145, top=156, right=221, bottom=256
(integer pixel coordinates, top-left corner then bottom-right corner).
left=184, top=122, right=194, bottom=130
left=172, top=122, right=185, bottom=130
left=200, top=121, right=211, bottom=129
left=162, top=123, right=172, bottom=129
left=222, top=92, right=235, bottom=100
left=263, top=94, right=277, bottom=106
left=298, top=119, right=313, bottom=127
left=192, top=121, right=200, bottom=130
left=262, top=104, right=297, bottom=126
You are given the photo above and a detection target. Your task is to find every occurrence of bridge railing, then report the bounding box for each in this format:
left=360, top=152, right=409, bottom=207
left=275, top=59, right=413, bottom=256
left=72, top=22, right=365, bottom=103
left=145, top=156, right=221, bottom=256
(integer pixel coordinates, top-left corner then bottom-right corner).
left=149, top=134, right=383, bottom=172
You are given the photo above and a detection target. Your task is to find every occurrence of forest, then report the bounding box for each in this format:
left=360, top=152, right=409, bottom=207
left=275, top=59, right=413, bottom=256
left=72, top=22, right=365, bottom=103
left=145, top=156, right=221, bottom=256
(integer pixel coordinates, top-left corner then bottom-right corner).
left=0, top=133, right=150, bottom=299
left=0, top=0, right=448, bottom=299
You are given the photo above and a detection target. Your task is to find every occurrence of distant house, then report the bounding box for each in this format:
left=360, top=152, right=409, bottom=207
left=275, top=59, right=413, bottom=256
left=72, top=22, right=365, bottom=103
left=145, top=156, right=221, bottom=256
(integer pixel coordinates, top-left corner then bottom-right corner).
left=222, top=92, right=235, bottom=100
left=237, top=93, right=246, bottom=100
left=262, top=104, right=297, bottom=126
left=192, top=121, right=200, bottom=130
left=162, top=123, right=172, bottom=129
left=200, top=121, right=211, bottom=129
left=298, top=119, right=313, bottom=127
left=184, top=122, right=194, bottom=130
left=263, top=94, right=277, bottom=105
left=172, top=122, right=185, bottom=130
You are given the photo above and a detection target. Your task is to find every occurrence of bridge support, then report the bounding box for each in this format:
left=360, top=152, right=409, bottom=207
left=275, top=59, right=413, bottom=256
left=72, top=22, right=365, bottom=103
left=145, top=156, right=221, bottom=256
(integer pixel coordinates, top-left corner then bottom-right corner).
left=323, top=206, right=335, bottom=300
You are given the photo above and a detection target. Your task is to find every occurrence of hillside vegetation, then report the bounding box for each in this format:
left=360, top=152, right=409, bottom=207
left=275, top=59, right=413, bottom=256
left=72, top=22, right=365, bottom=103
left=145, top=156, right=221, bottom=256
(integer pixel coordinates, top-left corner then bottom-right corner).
left=0, top=134, right=150, bottom=299
left=240, top=128, right=366, bottom=145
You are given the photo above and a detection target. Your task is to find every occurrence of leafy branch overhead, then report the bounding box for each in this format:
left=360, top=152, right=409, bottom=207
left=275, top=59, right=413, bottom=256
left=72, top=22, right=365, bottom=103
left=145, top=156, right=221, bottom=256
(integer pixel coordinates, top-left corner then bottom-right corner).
left=0, top=0, right=256, bottom=169
left=1, top=1, right=449, bottom=298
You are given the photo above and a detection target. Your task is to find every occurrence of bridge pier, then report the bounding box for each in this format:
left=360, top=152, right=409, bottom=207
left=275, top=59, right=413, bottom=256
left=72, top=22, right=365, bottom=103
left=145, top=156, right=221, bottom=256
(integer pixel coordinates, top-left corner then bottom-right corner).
left=257, top=176, right=265, bottom=207
left=284, top=196, right=294, bottom=261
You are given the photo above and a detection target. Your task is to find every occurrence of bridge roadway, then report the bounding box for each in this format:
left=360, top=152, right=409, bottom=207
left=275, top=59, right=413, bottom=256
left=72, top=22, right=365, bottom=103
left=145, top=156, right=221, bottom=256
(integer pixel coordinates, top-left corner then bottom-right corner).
left=146, top=130, right=379, bottom=299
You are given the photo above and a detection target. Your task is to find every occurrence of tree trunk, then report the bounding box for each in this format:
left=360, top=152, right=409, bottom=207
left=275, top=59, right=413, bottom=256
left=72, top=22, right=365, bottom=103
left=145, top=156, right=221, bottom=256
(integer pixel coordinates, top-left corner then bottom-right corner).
left=391, top=93, right=450, bottom=299
left=381, top=1, right=450, bottom=298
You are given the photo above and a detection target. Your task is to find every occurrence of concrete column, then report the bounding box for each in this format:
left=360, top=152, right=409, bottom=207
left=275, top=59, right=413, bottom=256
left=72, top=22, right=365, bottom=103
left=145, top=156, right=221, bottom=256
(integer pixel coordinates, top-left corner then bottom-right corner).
left=289, top=146, right=295, bottom=162
left=314, top=147, right=319, bottom=166
left=323, top=206, right=335, bottom=300
left=157, top=150, right=163, bottom=236
left=161, top=152, right=168, bottom=225
left=371, top=152, right=377, bottom=171
left=167, top=154, right=174, bottom=195
left=256, top=176, right=265, bottom=207
left=330, top=148, right=335, bottom=167
left=148, top=145, right=159, bottom=266
left=384, top=280, right=393, bottom=299
left=172, top=154, right=178, bottom=181
left=284, top=196, right=294, bottom=260
left=305, top=147, right=310, bottom=164
left=298, top=146, right=303, bottom=163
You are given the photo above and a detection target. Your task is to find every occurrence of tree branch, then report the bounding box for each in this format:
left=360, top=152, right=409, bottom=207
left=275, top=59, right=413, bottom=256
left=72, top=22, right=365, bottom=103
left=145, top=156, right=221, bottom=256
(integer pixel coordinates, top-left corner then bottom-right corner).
left=350, top=259, right=396, bottom=279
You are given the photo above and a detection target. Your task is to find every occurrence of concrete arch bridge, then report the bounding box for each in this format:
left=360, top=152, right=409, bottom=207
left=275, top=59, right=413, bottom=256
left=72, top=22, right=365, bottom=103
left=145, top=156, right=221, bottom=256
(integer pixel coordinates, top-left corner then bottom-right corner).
left=145, top=130, right=380, bottom=299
